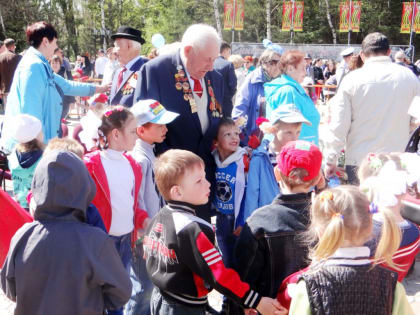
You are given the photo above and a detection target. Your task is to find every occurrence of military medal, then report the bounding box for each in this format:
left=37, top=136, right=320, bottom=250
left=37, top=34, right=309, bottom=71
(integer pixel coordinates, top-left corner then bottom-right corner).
left=182, top=82, right=190, bottom=91
left=189, top=98, right=197, bottom=113
left=175, top=82, right=182, bottom=90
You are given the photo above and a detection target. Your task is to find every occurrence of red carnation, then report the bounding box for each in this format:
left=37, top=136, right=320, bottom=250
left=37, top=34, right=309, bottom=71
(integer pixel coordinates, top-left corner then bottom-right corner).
left=248, top=135, right=260, bottom=149
left=256, top=116, right=269, bottom=126
left=94, top=93, right=108, bottom=104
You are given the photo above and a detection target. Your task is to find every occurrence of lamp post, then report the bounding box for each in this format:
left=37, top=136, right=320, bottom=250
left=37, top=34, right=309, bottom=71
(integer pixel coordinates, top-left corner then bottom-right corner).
left=347, top=0, right=352, bottom=45
left=290, top=0, right=295, bottom=44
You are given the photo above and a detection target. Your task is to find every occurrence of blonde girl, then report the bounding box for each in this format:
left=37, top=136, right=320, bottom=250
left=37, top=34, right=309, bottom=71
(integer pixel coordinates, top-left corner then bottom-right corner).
left=358, top=153, right=420, bottom=281
left=289, top=186, right=413, bottom=315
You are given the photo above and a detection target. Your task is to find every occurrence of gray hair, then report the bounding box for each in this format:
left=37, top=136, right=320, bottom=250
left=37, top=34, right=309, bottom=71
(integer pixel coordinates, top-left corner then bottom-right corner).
left=259, top=48, right=281, bottom=66
left=181, top=24, right=221, bottom=51
left=130, top=39, right=142, bottom=52
left=362, top=32, right=389, bottom=57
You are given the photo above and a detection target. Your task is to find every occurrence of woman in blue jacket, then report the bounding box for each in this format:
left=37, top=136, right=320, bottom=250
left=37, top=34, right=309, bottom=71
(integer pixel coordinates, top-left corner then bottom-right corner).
left=232, top=44, right=283, bottom=143
left=1, top=22, right=108, bottom=151
left=264, top=50, right=320, bottom=145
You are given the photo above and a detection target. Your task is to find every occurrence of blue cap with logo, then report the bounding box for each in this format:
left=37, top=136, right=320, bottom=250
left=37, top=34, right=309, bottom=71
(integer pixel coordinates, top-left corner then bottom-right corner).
left=131, top=99, right=179, bottom=126
left=269, top=104, right=311, bottom=126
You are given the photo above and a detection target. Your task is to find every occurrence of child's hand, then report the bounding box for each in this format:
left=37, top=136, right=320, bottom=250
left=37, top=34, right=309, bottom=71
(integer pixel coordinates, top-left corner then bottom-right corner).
left=256, top=297, right=287, bottom=315
left=142, top=217, right=150, bottom=230
left=233, top=226, right=242, bottom=236
left=244, top=309, right=258, bottom=315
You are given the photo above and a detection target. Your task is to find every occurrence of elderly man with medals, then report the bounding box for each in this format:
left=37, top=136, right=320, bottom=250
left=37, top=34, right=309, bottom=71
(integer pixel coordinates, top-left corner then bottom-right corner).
left=110, top=26, right=148, bottom=107
left=134, top=23, right=224, bottom=223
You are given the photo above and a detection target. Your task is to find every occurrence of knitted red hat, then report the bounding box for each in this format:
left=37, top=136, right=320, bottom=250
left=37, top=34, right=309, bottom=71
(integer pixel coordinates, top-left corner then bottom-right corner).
left=277, top=141, right=322, bottom=181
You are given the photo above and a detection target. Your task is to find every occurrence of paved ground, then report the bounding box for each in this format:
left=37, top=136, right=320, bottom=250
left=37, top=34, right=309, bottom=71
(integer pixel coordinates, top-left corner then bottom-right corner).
left=0, top=107, right=419, bottom=314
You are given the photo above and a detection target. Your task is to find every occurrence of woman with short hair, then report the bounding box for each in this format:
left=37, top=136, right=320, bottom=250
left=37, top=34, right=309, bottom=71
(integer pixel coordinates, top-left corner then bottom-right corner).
left=1, top=21, right=108, bottom=151
left=264, top=50, right=320, bottom=145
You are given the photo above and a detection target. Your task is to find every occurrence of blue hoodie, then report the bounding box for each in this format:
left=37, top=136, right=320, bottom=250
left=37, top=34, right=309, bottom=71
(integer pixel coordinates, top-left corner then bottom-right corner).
left=264, top=75, right=320, bottom=145
left=243, top=139, right=280, bottom=221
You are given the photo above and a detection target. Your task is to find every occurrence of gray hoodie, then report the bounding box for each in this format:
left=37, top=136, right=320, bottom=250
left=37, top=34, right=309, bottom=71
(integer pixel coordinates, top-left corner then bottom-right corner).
left=1, top=150, right=132, bottom=315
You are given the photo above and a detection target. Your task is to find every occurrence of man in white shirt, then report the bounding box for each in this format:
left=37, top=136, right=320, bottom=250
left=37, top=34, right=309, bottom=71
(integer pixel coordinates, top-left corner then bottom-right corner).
left=324, top=32, right=420, bottom=184
left=94, top=49, right=108, bottom=79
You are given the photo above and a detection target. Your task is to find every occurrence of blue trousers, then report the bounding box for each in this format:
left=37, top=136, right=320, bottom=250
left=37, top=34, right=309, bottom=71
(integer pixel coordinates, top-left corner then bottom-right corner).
left=125, top=241, right=154, bottom=315
left=150, top=287, right=206, bottom=315
left=107, top=233, right=132, bottom=315
left=215, top=213, right=237, bottom=268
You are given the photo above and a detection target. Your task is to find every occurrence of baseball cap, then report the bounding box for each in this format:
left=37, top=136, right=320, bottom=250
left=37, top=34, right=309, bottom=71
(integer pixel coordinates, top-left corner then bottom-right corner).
left=340, top=47, right=355, bottom=57
left=10, top=114, right=42, bottom=144
left=269, top=104, right=311, bottom=126
left=277, top=140, right=322, bottom=181
left=131, top=99, right=179, bottom=126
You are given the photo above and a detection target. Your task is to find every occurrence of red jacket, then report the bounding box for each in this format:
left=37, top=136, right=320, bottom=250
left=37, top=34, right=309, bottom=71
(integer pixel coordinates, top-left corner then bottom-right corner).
left=84, top=150, right=148, bottom=247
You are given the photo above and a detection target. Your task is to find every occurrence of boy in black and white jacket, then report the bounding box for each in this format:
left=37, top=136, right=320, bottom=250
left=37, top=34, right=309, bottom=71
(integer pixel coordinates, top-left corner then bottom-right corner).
left=143, top=149, right=286, bottom=315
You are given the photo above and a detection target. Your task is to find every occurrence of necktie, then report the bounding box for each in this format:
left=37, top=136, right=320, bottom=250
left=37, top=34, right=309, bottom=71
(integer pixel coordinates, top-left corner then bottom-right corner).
left=117, top=66, right=127, bottom=89
left=191, top=77, right=203, bottom=98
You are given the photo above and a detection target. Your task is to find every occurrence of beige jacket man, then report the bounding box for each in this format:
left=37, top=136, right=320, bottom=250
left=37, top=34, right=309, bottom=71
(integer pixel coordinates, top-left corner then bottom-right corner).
left=324, top=34, right=420, bottom=183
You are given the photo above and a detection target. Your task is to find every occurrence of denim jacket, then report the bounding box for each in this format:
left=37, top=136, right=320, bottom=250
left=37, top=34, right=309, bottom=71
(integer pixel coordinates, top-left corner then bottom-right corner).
left=2, top=47, right=95, bottom=150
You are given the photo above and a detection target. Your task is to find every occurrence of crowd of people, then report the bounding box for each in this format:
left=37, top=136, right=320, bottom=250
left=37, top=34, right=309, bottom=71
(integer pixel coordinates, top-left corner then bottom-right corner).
left=0, top=20, right=419, bottom=315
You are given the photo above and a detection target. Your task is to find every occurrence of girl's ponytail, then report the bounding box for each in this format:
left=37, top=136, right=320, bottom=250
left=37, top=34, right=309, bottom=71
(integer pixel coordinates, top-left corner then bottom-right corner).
left=373, top=206, right=401, bottom=270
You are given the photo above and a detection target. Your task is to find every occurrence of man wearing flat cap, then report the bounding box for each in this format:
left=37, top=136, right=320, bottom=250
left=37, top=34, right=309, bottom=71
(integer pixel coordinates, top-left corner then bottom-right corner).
left=336, top=47, right=354, bottom=87
left=110, top=26, right=148, bottom=107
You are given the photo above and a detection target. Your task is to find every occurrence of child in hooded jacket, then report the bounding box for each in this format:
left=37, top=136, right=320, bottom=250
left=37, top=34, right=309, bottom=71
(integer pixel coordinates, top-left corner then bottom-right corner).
left=9, top=114, right=44, bottom=209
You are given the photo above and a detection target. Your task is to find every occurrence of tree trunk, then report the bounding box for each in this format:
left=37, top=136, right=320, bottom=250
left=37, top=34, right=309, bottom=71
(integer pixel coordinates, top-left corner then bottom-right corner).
left=324, top=0, right=337, bottom=44
left=100, top=0, right=107, bottom=51
left=0, top=5, right=6, bottom=36
left=266, top=0, right=271, bottom=40
left=57, top=0, right=79, bottom=57
left=213, top=0, right=222, bottom=38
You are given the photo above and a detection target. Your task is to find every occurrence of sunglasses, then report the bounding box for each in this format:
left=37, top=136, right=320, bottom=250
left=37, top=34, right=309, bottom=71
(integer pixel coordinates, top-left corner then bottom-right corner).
left=266, top=59, right=280, bottom=66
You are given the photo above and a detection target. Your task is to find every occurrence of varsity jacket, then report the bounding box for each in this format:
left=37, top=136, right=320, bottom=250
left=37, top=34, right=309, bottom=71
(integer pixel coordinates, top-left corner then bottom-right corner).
left=143, top=201, right=262, bottom=309
left=365, top=217, right=420, bottom=282
left=83, top=150, right=148, bottom=247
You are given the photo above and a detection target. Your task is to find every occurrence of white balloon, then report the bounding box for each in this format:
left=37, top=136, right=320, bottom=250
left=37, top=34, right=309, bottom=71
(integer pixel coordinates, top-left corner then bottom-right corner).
left=151, top=34, right=165, bottom=49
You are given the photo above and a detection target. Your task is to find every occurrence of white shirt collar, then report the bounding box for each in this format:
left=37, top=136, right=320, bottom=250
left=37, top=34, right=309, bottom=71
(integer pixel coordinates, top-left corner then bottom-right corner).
left=124, top=55, right=142, bottom=71
left=179, top=49, right=204, bottom=88
left=364, top=56, right=392, bottom=64
left=101, top=148, right=125, bottom=160
left=323, top=246, right=371, bottom=266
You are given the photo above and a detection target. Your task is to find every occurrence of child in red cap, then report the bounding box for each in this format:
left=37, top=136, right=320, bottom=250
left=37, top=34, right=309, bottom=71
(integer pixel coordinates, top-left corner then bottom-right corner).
left=234, top=140, right=323, bottom=302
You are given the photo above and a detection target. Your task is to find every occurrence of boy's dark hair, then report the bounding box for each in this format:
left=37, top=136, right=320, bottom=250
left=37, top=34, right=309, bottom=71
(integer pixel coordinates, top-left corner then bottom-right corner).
left=26, top=21, right=58, bottom=48
left=220, top=41, right=231, bottom=54
left=362, top=32, right=389, bottom=57
left=216, top=117, right=236, bottom=140
left=99, top=106, right=134, bottom=149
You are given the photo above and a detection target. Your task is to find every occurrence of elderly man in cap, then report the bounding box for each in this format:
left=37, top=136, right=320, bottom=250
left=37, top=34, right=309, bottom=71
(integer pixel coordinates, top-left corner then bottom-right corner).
left=134, top=24, right=223, bottom=222
left=110, top=26, right=148, bottom=107
left=335, top=47, right=354, bottom=87
left=324, top=32, right=420, bottom=184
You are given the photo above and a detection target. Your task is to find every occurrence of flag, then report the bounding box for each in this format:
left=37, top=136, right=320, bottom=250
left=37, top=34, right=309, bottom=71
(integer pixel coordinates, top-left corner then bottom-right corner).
left=282, top=1, right=293, bottom=31
left=350, top=1, right=362, bottom=32
left=339, top=2, right=350, bottom=32
left=282, top=1, right=304, bottom=32
left=401, top=2, right=414, bottom=33
left=294, top=1, right=304, bottom=32
left=224, top=0, right=234, bottom=30
left=414, top=2, right=420, bottom=33
left=234, top=0, right=245, bottom=30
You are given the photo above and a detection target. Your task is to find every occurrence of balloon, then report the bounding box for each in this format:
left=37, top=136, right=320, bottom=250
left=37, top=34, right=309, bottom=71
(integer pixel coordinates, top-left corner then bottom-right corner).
left=151, top=34, right=165, bottom=49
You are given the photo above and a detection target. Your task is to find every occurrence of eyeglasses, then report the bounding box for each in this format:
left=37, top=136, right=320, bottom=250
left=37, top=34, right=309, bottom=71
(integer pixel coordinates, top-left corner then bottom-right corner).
left=266, top=59, right=280, bottom=66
